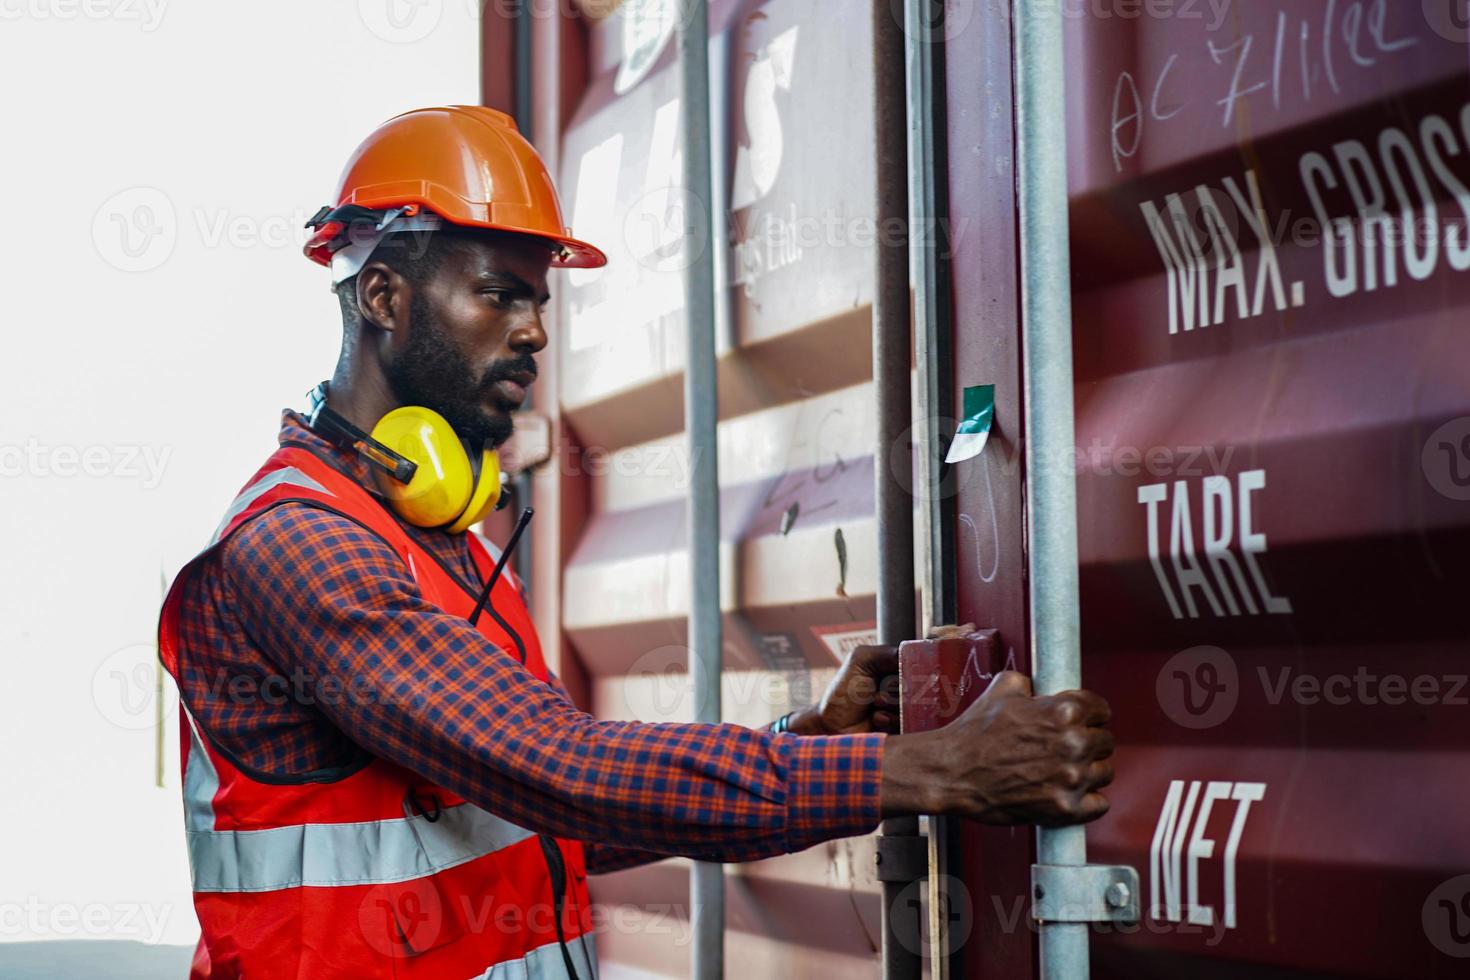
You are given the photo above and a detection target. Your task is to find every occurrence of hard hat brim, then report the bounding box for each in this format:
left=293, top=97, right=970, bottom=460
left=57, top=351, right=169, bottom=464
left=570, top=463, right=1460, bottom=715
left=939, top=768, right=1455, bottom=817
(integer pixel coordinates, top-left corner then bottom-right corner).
left=304, top=210, right=607, bottom=271
left=542, top=231, right=608, bottom=269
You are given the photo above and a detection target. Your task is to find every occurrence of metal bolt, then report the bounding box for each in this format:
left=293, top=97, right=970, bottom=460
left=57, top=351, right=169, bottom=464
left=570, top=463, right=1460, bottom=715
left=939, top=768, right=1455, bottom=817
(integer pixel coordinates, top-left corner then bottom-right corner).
left=1104, top=881, right=1131, bottom=909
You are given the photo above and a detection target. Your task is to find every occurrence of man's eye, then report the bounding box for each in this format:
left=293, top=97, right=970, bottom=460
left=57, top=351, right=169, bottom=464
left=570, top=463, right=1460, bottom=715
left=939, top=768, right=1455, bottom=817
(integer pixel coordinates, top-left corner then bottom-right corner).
left=483, top=290, right=511, bottom=306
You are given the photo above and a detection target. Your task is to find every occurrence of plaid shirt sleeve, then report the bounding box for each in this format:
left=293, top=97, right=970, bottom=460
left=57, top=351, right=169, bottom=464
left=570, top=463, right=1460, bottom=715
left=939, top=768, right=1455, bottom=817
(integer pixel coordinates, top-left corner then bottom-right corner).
left=539, top=673, right=662, bottom=875
left=216, top=503, right=886, bottom=864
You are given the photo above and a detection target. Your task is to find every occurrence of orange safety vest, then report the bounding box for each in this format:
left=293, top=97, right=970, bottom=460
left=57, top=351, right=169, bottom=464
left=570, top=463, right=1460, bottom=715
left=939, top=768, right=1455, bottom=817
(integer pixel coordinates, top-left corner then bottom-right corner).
left=158, top=444, right=595, bottom=979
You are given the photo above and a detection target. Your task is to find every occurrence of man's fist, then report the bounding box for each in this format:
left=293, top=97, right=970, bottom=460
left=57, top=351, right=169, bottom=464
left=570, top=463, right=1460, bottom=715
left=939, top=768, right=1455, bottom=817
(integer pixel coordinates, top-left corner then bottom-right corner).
left=880, top=670, right=1115, bottom=827
left=784, top=645, right=901, bottom=736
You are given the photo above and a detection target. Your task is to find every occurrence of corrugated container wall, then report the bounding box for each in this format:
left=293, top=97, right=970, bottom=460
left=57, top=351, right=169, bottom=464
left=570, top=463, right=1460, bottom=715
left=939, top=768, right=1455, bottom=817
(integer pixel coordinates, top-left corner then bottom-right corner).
left=489, top=1, right=1470, bottom=977
left=491, top=1, right=890, bottom=977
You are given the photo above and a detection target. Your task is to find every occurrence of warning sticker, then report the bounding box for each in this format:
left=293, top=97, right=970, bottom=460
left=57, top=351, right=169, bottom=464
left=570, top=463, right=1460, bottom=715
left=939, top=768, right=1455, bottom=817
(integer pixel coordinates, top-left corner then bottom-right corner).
left=811, top=621, right=879, bottom=659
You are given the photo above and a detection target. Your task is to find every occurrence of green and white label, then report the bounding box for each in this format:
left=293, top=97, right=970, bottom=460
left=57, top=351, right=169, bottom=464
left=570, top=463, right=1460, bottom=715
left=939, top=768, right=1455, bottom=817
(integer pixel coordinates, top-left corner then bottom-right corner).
left=945, top=384, right=995, bottom=464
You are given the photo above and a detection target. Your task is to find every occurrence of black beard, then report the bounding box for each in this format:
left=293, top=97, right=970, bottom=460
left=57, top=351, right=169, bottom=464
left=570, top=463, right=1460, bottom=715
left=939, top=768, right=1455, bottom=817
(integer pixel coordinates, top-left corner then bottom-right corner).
left=382, top=292, right=533, bottom=448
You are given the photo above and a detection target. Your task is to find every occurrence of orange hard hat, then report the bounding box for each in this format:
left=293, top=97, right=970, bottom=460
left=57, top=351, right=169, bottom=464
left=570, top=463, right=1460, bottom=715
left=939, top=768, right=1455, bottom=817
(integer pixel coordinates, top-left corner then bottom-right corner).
left=305, top=105, right=606, bottom=272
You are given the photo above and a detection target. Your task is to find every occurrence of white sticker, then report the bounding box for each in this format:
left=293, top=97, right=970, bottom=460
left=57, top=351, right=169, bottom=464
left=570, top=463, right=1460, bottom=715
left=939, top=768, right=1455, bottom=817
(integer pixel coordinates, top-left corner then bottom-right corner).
left=812, top=623, right=879, bottom=659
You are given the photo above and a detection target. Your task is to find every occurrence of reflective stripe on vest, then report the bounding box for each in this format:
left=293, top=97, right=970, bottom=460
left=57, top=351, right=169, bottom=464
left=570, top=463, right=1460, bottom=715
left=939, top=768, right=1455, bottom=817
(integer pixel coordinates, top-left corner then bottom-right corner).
left=184, top=716, right=536, bottom=893
left=182, top=712, right=218, bottom=834
left=472, top=935, right=598, bottom=980
left=207, top=465, right=326, bottom=548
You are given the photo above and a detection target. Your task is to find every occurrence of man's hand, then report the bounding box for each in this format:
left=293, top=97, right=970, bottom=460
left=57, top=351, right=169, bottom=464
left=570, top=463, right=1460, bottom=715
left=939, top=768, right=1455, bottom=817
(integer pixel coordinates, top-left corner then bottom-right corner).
left=784, top=645, right=901, bottom=736
left=880, top=671, right=1114, bottom=827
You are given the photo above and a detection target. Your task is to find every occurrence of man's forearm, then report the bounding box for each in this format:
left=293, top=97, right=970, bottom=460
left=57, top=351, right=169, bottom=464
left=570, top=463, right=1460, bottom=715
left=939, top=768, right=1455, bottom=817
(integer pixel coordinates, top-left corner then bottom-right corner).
left=877, top=733, right=944, bottom=816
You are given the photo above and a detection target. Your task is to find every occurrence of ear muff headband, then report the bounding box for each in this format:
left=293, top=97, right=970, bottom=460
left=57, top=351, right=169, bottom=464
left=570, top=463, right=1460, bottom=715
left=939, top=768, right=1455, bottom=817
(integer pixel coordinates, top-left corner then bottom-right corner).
left=306, top=387, right=502, bottom=531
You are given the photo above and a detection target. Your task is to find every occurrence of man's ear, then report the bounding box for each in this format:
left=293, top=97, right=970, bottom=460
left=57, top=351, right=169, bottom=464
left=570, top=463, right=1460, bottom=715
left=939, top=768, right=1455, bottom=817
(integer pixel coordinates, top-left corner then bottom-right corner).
left=355, top=261, right=407, bottom=333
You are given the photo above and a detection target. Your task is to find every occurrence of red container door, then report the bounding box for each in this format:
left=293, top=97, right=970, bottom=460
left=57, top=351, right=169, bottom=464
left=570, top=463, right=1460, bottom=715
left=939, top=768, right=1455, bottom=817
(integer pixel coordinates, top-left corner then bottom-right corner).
left=940, top=4, right=1470, bottom=978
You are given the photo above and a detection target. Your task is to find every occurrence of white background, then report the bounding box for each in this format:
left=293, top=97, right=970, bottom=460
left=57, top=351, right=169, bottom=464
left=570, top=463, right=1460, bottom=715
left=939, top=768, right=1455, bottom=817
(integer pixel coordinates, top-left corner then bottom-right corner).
left=0, top=0, right=480, bottom=950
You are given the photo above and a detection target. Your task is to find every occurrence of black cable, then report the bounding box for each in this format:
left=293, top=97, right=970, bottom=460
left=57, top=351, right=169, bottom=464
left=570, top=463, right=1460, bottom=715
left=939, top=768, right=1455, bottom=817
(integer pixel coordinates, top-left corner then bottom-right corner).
left=538, top=835, right=582, bottom=978
left=467, top=507, right=533, bottom=627
left=463, top=506, right=579, bottom=975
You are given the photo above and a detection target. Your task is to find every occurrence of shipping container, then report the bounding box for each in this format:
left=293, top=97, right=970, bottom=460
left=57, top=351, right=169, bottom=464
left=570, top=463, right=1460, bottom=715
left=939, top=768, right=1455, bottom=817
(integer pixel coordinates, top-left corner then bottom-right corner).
left=486, top=1, right=1470, bottom=976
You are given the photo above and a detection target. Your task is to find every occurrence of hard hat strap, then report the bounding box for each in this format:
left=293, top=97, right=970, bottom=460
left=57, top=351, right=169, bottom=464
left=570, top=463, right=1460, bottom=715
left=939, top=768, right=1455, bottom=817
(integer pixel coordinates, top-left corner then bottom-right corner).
left=305, top=204, right=446, bottom=285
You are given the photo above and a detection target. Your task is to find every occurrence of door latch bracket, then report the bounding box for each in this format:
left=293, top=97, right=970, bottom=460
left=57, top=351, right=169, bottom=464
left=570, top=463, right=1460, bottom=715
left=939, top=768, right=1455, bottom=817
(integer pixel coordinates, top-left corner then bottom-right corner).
left=1030, top=864, right=1141, bottom=924
left=875, top=831, right=929, bottom=884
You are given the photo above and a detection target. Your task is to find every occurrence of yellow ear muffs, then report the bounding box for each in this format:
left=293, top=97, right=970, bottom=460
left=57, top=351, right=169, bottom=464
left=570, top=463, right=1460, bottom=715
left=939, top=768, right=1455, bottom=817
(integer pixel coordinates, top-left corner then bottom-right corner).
left=446, top=446, right=501, bottom=535
left=368, top=406, right=501, bottom=532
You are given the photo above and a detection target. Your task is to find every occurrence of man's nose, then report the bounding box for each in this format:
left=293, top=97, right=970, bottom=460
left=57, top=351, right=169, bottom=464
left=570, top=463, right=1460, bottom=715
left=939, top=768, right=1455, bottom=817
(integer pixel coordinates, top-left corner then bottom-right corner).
left=507, top=308, right=548, bottom=355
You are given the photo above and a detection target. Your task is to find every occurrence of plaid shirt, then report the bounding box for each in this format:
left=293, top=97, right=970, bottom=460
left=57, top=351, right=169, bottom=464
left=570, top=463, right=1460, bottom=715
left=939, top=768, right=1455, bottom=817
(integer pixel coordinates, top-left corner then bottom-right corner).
left=170, top=411, right=885, bottom=872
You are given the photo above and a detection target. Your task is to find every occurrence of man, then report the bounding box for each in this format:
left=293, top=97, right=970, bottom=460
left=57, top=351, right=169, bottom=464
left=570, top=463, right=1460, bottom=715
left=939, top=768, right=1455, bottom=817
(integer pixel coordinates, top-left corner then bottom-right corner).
left=158, top=106, right=1114, bottom=979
